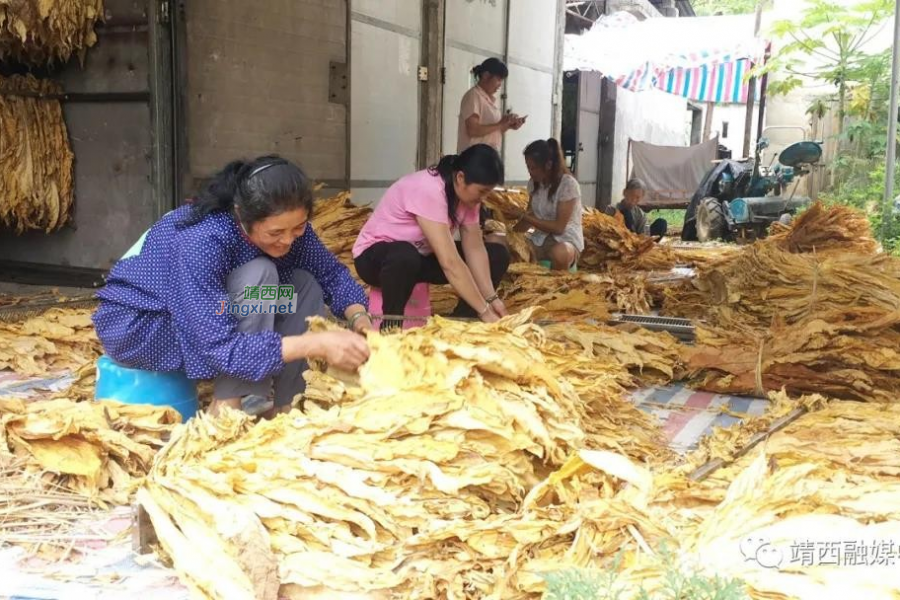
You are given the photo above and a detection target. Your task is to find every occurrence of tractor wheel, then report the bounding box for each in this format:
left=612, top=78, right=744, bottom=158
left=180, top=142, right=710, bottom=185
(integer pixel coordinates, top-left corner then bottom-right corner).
left=696, top=197, right=727, bottom=242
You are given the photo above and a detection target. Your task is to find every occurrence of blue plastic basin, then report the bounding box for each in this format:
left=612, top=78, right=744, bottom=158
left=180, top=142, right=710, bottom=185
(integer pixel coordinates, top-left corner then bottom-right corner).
left=94, top=355, right=198, bottom=421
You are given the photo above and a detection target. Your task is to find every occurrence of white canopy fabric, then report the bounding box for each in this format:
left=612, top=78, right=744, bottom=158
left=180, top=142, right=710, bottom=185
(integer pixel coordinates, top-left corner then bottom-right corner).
left=565, top=12, right=767, bottom=103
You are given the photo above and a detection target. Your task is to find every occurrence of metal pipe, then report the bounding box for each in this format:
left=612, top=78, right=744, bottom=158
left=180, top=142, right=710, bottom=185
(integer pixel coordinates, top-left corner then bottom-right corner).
left=500, top=0, right=512, bottom=163
left=742, top=1, right=764, bottom=158
left=881, top=0, right=900, bottom=242
left=756, top=44, right=770, bottom=142
left=0, top=91, right=151, bottom=102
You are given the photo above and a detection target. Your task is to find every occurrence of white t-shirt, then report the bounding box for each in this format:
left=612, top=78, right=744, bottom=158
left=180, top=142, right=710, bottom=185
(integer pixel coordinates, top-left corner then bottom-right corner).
left=527, top=174, right=584, bottom=252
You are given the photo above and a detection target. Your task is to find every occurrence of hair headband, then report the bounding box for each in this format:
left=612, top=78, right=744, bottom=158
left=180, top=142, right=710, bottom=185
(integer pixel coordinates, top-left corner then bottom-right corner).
left=248, top=161, right=284, bottom=179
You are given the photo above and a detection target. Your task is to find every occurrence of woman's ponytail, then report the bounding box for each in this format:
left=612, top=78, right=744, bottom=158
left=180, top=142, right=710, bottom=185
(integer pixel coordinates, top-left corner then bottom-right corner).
left=428, top=145, right=503, bottom=228
left=179, top=155, right=314, bottom=230
left=180, top=160, right=247, bottom=227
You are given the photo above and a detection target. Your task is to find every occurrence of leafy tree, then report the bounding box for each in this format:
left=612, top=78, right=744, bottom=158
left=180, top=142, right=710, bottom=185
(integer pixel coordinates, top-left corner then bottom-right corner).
left=692, top=0, right=759, bottom=16
left=754, top=0, right=895, bottom=135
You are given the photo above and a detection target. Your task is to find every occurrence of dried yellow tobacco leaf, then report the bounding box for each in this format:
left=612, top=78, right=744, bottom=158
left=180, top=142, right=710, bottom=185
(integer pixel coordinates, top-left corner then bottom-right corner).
left=140, top=310, right=670, bottom=599
left=1, top=397, right=179, bottom=503
left=0, top=308, right=100, bottom=375
left=0, top=0, right=103, bottom=65
left=0, top=75, right=74, bottom=233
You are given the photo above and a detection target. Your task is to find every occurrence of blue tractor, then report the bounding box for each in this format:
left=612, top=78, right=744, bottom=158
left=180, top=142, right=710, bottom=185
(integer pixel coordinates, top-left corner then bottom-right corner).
left=682, top=137, right=824, bottom=243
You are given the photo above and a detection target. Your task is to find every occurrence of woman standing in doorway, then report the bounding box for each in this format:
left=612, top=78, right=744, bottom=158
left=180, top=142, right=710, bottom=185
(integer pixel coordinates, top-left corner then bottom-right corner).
left=457, top=58, right=526, bottom=153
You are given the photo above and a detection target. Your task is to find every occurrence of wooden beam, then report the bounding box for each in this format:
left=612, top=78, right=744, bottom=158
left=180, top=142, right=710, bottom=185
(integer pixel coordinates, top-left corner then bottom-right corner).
left=418, top=0, right=446, bottom=168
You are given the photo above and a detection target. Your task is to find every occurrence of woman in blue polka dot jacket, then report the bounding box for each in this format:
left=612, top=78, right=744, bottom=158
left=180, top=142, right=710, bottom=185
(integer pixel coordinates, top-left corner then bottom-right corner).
left=93, top=155, right=373, bottom=416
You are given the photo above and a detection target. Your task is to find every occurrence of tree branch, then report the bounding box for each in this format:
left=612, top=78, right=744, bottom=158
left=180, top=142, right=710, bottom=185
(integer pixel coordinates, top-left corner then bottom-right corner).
left=787, top=31, right=838, bottom=61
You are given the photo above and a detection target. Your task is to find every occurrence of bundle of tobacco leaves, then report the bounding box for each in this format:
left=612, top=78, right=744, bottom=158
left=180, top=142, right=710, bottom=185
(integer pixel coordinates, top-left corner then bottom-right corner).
left=0, top=75, right=74, bottom=233
left=579, top=209, right=683, bottom=272
left=138, top=310, right=671, bottom=599
left=767, top=201, right=878, bottom=255
left=682, top=308, right=900, bottom=402
left=664, top=202, right=889, bottom=327
left=0, top=308, right=101, bottom=376
left=310, top=191, right=372, bottom=273
left=482, top=187, right=531, bottom=263
left=0, top=397, right=179, bottom=504
left=500, top=263, right=652, bottom=319
left=664, top=241, right=900, bottom=329
left=0, top=0, right=103, bottom=65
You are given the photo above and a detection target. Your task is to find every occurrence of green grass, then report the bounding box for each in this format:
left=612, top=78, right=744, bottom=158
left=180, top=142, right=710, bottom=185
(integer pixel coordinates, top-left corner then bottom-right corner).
left=648, top=208, right=687, bottom=229
left=541, top=548, right=749, bottom=600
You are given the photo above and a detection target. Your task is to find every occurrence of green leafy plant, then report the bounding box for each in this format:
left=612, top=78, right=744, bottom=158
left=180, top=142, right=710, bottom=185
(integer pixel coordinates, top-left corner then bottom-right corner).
left=541, top=547, right=749, bottom=600
left=692, top=0, right=759, bottom=16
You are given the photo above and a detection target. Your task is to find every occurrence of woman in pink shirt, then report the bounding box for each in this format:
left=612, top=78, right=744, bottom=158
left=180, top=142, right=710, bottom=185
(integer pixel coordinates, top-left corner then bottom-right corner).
left=353, top=144, right=511, bottom=330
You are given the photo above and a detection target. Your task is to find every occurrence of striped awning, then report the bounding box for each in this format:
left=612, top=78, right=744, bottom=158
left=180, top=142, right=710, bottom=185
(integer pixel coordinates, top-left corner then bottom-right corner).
left=565, top=12, right=768, bottom=105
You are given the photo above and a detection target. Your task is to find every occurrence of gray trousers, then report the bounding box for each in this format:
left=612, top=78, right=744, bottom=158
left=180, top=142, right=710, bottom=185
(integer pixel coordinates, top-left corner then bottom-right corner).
left=213, top=257, right=325, bottom=407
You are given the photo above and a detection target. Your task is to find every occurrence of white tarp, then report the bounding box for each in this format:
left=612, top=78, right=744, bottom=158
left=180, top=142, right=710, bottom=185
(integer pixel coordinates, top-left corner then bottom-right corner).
left=564, top=12, right=764, bottom=100
left=630, top=137, right=718, bottom=207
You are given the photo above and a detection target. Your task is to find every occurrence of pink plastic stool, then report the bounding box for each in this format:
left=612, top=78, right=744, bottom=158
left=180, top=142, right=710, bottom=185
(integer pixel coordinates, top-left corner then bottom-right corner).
left=368, top=283, right=432, bottom=330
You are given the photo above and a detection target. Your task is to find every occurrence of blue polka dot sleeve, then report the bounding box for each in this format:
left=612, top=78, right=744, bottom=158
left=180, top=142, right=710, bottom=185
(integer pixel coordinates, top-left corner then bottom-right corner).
left=171, top=227, right=285, bottom=382
left=297, top=227, right=368, bottom=316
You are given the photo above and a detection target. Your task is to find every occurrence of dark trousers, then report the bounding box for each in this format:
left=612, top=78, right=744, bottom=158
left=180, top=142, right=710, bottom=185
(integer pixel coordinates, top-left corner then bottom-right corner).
left=650, top=218, right=668, bottom=237
left=355, top=241, right=510, bottom=328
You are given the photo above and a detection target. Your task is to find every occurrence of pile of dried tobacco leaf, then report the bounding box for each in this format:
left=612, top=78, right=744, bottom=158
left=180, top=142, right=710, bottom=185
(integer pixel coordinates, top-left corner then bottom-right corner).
left=500, top=263, right=652, bottom=319
left=580, top=210, right=678, bottom=271
left=664, top=203, right=897, bottom=329
left=665, top=242, right=900, bottom=328
left=138, top=311, right=669, bottom=599
left=0, top=0, right=103, bottom=64
left=0, top=308, right=100, bottom=376
left=0, top=75, right=75, bottom=233
left=767, top=200, right=877, bottom=255
left=1, top=397, right=179, bottom=504
left=311, top=191, right=372, bottom=273
left=682, top=308, right=900, bottom=402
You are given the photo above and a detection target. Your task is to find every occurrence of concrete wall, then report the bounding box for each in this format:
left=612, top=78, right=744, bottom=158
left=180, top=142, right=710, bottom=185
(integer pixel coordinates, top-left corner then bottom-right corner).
left=612, top=86, right=691, bottom=197
left=183, top=0, right=348, bottom=191
left=703, top=103, right=760, bottom=159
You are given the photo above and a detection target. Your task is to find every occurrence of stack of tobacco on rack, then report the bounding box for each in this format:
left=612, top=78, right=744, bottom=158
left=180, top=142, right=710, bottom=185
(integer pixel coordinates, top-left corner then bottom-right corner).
left=0, top=0, right=103, bottom=64
left=0, top=308, right=100, bottom=376
left=500, top=263, right=652, bottom=319
left=1, top=397, right=180, bottom=504
left=0, top=74, right=74, bottom=233
left=138, top=311, right=670, bottom=599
